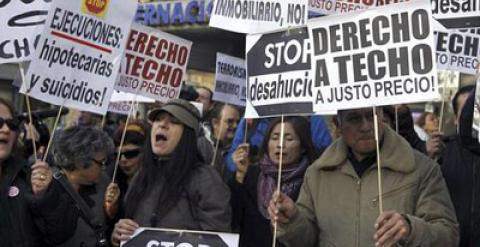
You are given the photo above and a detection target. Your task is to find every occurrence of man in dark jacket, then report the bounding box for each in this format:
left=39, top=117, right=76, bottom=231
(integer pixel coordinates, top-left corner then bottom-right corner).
left=441, top=87, right=480, bottom=247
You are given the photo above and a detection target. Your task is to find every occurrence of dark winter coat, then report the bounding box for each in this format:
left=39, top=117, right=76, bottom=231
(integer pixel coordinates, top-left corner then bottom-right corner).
left=127, top=162, right=232, bottom=232
left=229, top=165, right=284, bottom=247
left=0, top=156, right=76, bottom=247
left=441, top=92, right=480, bottom=247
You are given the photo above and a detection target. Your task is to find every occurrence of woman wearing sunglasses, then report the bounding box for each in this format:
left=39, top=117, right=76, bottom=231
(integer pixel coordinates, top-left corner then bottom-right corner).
left=111, top=99, right=231, bottom=246
left=104, top=121, right=149, bottom=220
left=0, top=98, right=96, bottom=246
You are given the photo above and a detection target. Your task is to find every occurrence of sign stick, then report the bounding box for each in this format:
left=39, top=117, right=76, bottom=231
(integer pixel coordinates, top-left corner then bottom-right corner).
left=111, top=96, right=137, bottom=183
left=438, top=73, right=452, bottom=132
left=18, top=63, right=38, bottom=160
left=373, top=106, right=383, bottom=214
left=395, top=106, right=399, bottom=133
left=272, top=115, right=285, bottom=247
left=42, top=104, right=65, bottom=162
left=100, top=114, right=106, bottom=129
left=211, top=104, right=227, bottom=167
left=243, top=118, right=248, bottom=143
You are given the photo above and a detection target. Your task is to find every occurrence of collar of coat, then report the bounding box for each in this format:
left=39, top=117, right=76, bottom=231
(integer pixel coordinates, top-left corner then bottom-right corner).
left=313, top=125, right=415, bottom=174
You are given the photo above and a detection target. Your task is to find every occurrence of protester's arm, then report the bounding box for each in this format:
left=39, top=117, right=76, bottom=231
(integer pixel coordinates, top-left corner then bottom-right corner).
left=401, top=158, right=459, bottom=246
left=193, top=165, right=232, bottom=232
left=26, top=179, right=80, bottom=245
left=310, top=116, right=332, bottom=149
left=225, top=118, right=247, bottom=173
left=276, top=171, right=319, bottom=246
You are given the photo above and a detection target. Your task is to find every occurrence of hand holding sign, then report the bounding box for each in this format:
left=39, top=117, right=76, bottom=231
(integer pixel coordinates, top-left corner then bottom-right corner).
left=268, top=191, right=298, bottom=225
left=31, top=160, right=52, bottom=195
left=112, top=219, right=139, bottom=246
left=374, top=210, right=411, bottom=247
left=233, top=143, right=250, bottom=183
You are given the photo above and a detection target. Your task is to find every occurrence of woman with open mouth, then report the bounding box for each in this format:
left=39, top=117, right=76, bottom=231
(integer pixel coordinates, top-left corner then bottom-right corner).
left=111, top=99, right=231, bottom=246
left=230, top=116, right=319, bottom=247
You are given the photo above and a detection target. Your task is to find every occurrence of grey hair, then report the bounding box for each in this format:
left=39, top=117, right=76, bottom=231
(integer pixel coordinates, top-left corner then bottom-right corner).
left=52, top=126, right=114, bottom=171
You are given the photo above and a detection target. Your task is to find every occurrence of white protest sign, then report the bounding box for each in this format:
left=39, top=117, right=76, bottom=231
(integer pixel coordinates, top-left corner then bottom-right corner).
left=309, top=0, right=372, bottom=15
left=435, top=25, right=480, bottom=75
left=115, top=23, right=192, bottom=103
left=122, top=228, right=239, bottom=247
left=432, top=0, right=480, bottom=29
left=246, top=27, right=314, bottom=118
left=108, top=101, right=136, bottom=115
left=0, top=0, right=51, bottom=64
left=110, top=90, right=155, bottom=102
left=433, top=19, right=452, bottom=71
left=213, top=53, right=246, bottom=106
left=309, top=0, right=439, bottom=112
left=210, top=0, right=307, bottom=34
left=22, top=0, right=137, bottom=115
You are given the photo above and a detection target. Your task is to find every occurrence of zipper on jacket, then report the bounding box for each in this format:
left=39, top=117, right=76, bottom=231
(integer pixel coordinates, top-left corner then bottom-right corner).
left=356, top=179, right=361, bottom=247
left=371, top=182, right=417, bottom=206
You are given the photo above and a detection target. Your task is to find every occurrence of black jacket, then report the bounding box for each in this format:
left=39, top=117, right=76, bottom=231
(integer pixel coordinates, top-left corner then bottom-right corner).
left=0, top=156, right=75, bottom=247
left=229, top=165, right=288, bottom=247
left=441, top=92, right=480, bottom=247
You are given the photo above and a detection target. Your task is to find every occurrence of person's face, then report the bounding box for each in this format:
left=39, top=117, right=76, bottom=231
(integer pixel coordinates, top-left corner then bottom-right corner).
left=196, top=88, right=212, bottom=113
left=151, top=112, right=184, bottom=157
left=338, top=108, right=384, bottom=158
left=117, top=143, right=142, bottom=177
left=268, top=122, right=302, bottom=167
left=213, top=105, right=240, bottom=143
left=78, top=152, right=106, bottom=185
left=78, top=111, right=93, bottom=126
left=0, top=104, right=17, bottom=163
left=454, top=92, right=470, bottom=126
left=424, top=113, right=439, bottom=132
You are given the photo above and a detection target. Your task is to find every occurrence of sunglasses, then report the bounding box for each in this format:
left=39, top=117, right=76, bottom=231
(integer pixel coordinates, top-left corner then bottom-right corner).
left=0, top=117, right=19, bottom=131
left=114, top=149, right=141, bottom=159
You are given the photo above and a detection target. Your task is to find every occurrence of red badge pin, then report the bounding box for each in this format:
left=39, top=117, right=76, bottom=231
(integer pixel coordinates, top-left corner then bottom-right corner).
left=8, top=186, right=19, bottom=197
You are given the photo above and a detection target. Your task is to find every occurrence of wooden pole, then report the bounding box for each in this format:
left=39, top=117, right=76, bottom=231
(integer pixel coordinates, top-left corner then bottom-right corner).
left=373, top=106, right=383, bottom=214
left=272, top=115, right=285, bottom=247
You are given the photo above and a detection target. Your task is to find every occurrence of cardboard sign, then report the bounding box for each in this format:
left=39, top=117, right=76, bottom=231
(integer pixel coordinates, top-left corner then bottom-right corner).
left=135, top=0, right=214, bottom=26
left=22, top=0, right=137, bottom=115
left=432, top=0, right=480, bottom=29
left=0, top=0, right=51, bottom=63
left=108, top=101, right=136, bottom=115
left=435, top=23, right=480, bottom=75
left=122, top=228, right=239, bottom=247
left=114, top=23, right=191, bottom=103
left=309, top=0, right=373, bottom=15
left=213, top=53, right=246, bottom=106
left=210, top=0, right=307, bottom=34
left=246, top=27, right=314, bottom=118
left=308, top=0, right=439, bottom=112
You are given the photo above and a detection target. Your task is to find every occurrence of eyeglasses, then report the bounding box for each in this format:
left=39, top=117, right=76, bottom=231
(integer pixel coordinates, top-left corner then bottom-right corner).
left=0, top=117, right=19, bottom=131
left=114, top=149, right=141, bottom=159
left=91, top=158, right=107, bottom=167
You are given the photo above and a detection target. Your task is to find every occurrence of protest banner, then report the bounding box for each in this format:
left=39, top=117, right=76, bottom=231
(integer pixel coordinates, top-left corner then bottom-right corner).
left=210, top=0, right=307, bottom=34
left=435, top=25, right=480, bottom=75
left=309, top=0, right=373, bottom=15
left=135, top=0, right=214, bottom=26
left=115, top=23, right=192, bottom=103
left=108, top=91, right=154, bottom=115
left=0, top=0, right=51, bottom=63
left=308, top=0, right=439, bottom=112
left=213, top=53, right=246, bottom=106
left=21, top=0, right=137, bottom=115
left=432, top=0, right=480, bottom=29
left=122, top=228, right=239, bottom=247
left=246, top=27, right=315, bottom=118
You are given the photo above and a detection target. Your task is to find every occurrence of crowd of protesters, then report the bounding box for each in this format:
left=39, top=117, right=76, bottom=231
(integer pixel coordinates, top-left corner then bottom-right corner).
left=0, top=85, right=479, bottom=247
